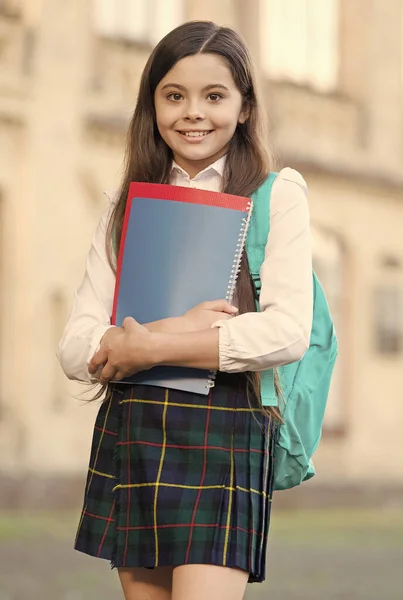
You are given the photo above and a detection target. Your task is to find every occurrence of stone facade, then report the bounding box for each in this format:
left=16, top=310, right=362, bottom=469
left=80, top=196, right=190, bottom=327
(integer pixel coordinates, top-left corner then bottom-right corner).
left=0, top=0, right=402, bottom=506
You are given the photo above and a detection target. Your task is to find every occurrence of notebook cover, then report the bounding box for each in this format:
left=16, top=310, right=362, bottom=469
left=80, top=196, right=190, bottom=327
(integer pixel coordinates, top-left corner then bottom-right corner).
left=111, top=182, right=251, bottom=394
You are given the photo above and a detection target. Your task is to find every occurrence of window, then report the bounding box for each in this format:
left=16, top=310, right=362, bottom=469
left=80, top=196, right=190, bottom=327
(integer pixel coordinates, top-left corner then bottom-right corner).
left=312, top=225, right=345, bottom=433
left=260, top=0, right=339, bottom=91
left=373, top=258, right=402, bottom=355
left=373, top=287, right=401, bottom=354
left=93, top=0, right=184, bottom=45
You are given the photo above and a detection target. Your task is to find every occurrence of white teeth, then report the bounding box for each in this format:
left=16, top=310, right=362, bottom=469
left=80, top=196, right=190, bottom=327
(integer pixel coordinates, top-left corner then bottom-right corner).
left=181, top=131, right=210, bottom=137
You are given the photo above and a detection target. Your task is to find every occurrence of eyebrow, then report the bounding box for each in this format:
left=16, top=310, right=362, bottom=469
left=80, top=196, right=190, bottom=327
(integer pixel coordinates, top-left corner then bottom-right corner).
left=160, top=83, right=229, bottom=92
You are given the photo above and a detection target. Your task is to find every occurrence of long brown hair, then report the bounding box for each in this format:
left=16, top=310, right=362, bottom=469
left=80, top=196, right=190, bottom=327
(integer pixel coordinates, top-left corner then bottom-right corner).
left=101, top=21, right=281, bottom=419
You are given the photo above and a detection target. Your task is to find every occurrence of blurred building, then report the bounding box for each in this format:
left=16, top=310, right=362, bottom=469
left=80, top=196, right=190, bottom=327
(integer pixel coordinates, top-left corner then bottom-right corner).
left=0, top=0, right=402, bottom=506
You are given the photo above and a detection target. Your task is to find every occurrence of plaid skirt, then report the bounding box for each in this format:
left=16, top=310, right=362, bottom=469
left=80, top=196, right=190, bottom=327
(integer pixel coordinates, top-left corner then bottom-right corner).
left=74, top=372, right=276, bottom=583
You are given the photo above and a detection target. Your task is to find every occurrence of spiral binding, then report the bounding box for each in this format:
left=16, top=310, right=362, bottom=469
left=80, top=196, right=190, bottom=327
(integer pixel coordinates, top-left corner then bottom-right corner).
left=205, top=199, right=254, bottom=391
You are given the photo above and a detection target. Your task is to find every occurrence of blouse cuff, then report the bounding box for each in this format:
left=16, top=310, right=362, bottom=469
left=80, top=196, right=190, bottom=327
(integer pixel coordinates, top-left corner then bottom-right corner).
left=211, top=319, right=247, bottom=373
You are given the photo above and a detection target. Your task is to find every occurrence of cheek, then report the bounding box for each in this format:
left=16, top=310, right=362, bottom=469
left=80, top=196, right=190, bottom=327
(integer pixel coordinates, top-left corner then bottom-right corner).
left=155, top=102, right=169, bottom=130
left=212, top=107, right=243, bottom=131
left=155, top=102, right=181, bottom=130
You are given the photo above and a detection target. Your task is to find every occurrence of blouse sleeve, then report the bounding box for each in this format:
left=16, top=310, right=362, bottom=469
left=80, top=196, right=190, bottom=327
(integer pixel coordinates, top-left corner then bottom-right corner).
left=57, top=194, right=117, bottom=382
left=212, top=167, right=313, bottom=372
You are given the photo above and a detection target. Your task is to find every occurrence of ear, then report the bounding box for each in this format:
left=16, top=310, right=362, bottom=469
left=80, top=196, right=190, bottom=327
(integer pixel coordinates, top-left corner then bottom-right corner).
left=238, top=102, right=251, bottom=125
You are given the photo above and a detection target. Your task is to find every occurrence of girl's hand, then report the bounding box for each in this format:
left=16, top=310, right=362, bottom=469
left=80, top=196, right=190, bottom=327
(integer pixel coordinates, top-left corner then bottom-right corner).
left=88, top=317, right=154, bottom=384
left=100, top=325, right=125, bottom=346
left=88, top=326, right=124, bottom=380
left=183, top=300, right=238, bottom=331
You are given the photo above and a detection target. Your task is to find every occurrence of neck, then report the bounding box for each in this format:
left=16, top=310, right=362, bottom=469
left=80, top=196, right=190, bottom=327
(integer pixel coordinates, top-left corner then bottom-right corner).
left=173, top=148, right=227, bottom=179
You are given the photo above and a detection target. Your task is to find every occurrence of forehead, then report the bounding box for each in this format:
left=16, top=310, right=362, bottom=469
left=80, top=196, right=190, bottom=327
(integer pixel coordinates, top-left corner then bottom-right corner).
left=158, top=53, right=237, bottom=90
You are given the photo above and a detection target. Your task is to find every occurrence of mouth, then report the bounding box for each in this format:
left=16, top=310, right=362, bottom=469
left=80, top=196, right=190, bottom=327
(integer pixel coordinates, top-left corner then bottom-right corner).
left=177, top=130, right=213, bottom=139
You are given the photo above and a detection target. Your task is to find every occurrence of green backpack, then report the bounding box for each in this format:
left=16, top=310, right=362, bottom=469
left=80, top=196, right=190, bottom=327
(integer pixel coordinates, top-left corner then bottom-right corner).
left=246, top=173, right=338, bottom=491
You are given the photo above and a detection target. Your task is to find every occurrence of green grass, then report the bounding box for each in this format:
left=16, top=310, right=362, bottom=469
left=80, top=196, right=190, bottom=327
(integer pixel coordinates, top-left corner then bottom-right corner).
left=0, top=510, right=78, bottom=541
left=269, top=508, right=403, bottom=548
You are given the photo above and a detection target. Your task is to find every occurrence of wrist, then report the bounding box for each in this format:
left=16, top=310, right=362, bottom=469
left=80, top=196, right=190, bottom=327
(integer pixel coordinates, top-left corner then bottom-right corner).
left=146, top=329, right=220, bottom=370
left=148, top=332, right=168, bottom=366
left=177, top=314, right=197, bottom=332
left=144, top=315, right=193, bottom=334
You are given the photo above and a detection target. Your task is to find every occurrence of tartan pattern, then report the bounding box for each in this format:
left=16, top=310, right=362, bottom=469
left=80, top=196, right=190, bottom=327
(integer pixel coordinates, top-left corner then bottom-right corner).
left=75, top=372, right=276, bottom=583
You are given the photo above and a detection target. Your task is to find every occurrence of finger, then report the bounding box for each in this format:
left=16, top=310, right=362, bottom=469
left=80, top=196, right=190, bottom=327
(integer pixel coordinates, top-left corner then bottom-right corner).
left=207, top=300, right=238, bottom=313
left=99, top=362, right=117, bottom=385
left=88, top=347, right=109, bottom=374
left=199, top=300, right=220, bottom=311
left=113, top=369, right=134, bottom=382
left=93, top=364, right=106, bottom=380
left=122, top=316, right=138, bottom=330
left=224, top=302, right=238, bottom=314
left=217, top=311, right=235, bottom=320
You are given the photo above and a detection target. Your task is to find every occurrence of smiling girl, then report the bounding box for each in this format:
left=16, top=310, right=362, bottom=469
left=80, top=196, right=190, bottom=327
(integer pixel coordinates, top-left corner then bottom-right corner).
left=58, top=21, right=312, bottom=600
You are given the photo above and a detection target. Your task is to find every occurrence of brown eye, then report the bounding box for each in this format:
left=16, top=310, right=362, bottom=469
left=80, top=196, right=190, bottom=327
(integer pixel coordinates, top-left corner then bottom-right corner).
left=208, top=93, right=223, bottom=102
left=168, top=93, right=183, bottom=101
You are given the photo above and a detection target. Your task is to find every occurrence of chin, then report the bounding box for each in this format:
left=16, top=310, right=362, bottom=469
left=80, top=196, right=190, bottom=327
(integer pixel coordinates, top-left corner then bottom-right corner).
left=179, top=147, right=219, bottom=160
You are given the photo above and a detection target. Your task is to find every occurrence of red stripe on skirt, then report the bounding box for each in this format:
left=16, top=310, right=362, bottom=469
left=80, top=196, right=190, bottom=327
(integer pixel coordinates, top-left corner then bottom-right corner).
left=95, top=425, right=118, bottom=436
left=97, top=500, right=116, bottom=557
left=117, top=440, right=266, bottom=455
left=85, top=511, right=114, bottom=522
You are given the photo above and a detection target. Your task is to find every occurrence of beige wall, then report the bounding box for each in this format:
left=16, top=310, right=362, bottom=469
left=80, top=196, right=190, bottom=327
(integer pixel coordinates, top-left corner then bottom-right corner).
left=0, top=0, right=402, bottom=488
left=308, top=174, right=403, bottom=481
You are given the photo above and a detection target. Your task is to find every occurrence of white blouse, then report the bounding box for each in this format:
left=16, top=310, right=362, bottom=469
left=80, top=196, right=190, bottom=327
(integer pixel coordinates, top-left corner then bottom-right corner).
left=57, top=156, right=313, bottom=381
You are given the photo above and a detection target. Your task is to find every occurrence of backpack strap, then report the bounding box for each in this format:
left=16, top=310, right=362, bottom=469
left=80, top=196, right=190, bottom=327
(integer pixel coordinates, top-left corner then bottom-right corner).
left=248, top=173, right=278, bottom=297
left=249, top=172, right=278, bottom=247
left=247, top=172, right=279, bottom=407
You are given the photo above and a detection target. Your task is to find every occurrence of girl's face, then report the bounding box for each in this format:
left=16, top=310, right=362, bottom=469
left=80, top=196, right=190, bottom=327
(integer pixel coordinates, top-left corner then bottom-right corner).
left=155, top=53, right=248, bottom=178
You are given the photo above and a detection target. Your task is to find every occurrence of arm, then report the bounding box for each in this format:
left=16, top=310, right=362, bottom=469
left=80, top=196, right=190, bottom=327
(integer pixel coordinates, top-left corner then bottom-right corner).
left=151, top=328, right=220, bottom=370
left=57, top=196, right=117, bottom=382
left=89, top=301, right=237, bottom=383
left=90, top=322, right=221, bottom=385
left=144, top=316, right=191, bottom=334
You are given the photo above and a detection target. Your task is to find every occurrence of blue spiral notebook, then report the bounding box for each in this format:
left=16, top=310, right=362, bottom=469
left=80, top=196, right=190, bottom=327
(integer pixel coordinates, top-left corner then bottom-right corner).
left=111, top=182, right=252, bottom=395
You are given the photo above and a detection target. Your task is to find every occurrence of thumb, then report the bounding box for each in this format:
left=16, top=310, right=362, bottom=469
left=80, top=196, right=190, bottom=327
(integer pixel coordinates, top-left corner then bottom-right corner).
left=209, top=300, right=238, bottom=314
left=224, top=301, right=238, bottom=314
left=122, top=316, right=138, bottom=330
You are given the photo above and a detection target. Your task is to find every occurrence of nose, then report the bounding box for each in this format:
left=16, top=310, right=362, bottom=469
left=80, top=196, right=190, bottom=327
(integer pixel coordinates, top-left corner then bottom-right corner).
left=185, top=99, right=204, bottom=121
